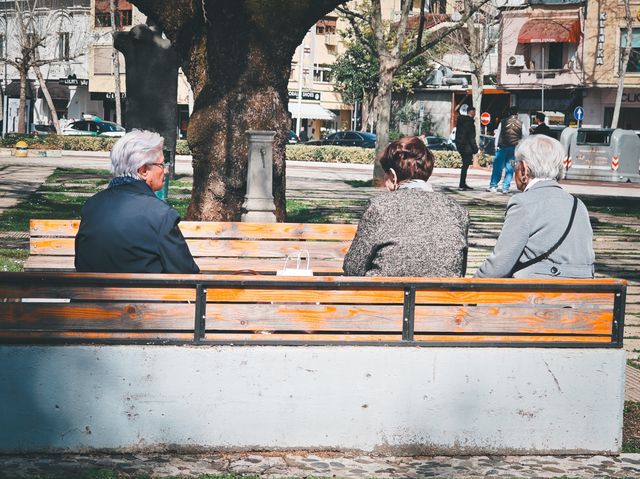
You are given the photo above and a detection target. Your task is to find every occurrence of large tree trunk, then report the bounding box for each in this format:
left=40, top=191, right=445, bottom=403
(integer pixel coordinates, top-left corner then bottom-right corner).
left=110, top=0, right=123, bottom=126
left=18, top=71, right=27, bottom=134
left=130, top=0, right=347, bottom=221
left=372, top=58, right=396, bottom=184
left=471, top=71, right=483, bottom=167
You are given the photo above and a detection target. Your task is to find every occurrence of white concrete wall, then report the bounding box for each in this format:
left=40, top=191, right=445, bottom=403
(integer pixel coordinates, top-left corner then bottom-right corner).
left=0, top=345, right=625, bottom=454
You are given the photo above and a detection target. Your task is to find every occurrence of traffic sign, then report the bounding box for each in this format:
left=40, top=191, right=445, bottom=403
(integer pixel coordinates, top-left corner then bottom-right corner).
left=573, top=106, right=584, bottom=121
left=480, top=112, right=491, bottom=126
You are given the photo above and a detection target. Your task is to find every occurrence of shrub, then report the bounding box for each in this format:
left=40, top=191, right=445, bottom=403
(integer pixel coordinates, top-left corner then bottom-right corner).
left=176, top=140, right=190, bottom=155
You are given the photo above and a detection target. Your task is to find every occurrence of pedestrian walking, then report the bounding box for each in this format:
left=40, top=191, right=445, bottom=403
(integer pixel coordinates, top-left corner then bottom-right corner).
left=455, top=106, right=478, bottom=191
left=488, top=106, right=524, bottom=194
left=530, top=112, right=552, bottom=137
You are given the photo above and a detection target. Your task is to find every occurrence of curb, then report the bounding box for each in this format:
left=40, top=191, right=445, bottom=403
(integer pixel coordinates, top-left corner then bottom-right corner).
left=0, top=148, right=63, bottom=158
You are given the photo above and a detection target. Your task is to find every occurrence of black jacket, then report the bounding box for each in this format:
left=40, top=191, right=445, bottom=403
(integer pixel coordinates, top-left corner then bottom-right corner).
left=75, top=180, right=200, bottom=273
left=532, top=122, right=552, bottom=137
left=454, top=115, right=478, bottom=155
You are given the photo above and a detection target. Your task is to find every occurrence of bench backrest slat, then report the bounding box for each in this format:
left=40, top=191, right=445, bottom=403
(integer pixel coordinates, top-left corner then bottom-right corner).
left=0, top=273, right=625, bottom=346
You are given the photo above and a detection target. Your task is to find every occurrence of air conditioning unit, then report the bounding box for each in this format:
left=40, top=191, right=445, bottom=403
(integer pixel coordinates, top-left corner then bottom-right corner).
left=507, top=54, right=526, bottom=68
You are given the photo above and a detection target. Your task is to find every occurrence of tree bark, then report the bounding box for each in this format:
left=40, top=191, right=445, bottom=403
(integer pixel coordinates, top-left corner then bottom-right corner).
left=110, top=0, right=123, bottom=126
left=17, top=67, right=27, bottom=134
left=372, top=58, right=396, bottom=183
left=612, top=0, right=632, bottom=128
left=129, top=0, right=347, bottom=221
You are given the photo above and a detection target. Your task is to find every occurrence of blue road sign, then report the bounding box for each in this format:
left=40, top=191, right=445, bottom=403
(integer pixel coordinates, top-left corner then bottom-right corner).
left=573, top=106, right=584, bottom=121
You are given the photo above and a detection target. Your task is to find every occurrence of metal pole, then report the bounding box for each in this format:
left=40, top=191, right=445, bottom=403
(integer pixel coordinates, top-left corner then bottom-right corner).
left=541, top=45, right=545, bottom=113
left=295, top=35, right=304, bottom=135
left=3, top=0, right=7, bottom=137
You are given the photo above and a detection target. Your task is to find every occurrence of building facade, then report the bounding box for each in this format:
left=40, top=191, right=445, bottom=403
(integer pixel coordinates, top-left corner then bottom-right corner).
left=0, top=0, right=94, bottom=133
left=497, top=0, right=585, bottom=125
left=582, top=0, right=640, bottom=129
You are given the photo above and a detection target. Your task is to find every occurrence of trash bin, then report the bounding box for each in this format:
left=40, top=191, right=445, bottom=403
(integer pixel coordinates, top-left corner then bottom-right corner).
left=566, top=128, right=640, bottom=182
left=14, top=140, right=28, bottom=158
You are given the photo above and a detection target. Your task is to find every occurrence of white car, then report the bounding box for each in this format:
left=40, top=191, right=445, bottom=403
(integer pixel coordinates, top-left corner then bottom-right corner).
left=62, top=120, right=125, bottom=137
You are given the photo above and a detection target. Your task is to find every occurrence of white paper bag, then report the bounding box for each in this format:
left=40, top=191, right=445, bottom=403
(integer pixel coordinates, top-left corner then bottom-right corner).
left=277, top=250, right=313, bottom=276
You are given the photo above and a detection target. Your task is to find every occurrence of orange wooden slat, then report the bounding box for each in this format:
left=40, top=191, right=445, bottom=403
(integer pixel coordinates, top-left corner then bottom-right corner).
left=0, top=302, right=195, bottom=330
left=0, top=331, right=194, bottom=340
left=414, top=290, right=614, bottom=306
left=206, top=288, right=405, bottom=304
left=29, top=219, right=357, bottom=241
left=29, top=237, right=351, bottom=259
left=0, top=285, right=196, bottom=301
left=202, top=332, right=401, bottom=342
left=413, top=334, right=611, bottom=343
left=23, top=256, right=75, bottom=271
left=179, top=221, right=357, bottom=240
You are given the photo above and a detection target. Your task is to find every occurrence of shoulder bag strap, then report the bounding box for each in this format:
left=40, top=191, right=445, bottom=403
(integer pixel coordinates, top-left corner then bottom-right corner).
left=510, top=196, right=579, bottom=275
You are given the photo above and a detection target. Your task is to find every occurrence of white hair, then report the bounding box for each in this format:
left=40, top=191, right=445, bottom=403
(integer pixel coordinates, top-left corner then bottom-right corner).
left=110, top=129, right=164, bottom=178
left=514, top=134, right=565, bottom=181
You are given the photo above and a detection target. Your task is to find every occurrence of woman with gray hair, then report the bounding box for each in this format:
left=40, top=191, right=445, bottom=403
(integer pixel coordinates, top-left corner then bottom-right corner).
left=475, top=134, right=594, bottom=278
left=75, top=129, right=199, bottom=273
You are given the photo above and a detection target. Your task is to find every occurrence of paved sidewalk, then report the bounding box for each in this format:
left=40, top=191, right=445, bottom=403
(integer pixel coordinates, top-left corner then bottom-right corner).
left=1, top=452, right=639, bottom=478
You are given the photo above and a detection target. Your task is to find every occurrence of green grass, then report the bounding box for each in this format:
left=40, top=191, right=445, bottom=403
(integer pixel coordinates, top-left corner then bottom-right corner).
left=286, top=198, right=365, bottom=224
left=623, top=401, right=640, bottom=453
left=0, top=248, right=29, bottom=272
left=580, top=194, right=640, bottom=219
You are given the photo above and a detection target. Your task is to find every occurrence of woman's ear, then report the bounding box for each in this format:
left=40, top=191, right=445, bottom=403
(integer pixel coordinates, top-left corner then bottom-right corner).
left=384, top=168, right=398, bottom=192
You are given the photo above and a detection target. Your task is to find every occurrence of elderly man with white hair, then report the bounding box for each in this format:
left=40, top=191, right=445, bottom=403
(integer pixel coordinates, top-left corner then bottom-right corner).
left=75, top=129, right=199, bottom=273
left=475, top=134, right=594, bottom=278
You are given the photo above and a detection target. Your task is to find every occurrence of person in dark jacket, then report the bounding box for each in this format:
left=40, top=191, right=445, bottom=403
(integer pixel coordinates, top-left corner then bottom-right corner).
left=530, top=112, right=552, bottom=137
left=454, top=106, right=478, bottom=190
left=75, top=129, right=200, bottom=273
left=343, top=136, right=469, bottom=277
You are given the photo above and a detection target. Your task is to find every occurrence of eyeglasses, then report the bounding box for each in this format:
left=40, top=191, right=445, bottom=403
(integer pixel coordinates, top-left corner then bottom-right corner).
left=148, top=162, right=168, bottom=170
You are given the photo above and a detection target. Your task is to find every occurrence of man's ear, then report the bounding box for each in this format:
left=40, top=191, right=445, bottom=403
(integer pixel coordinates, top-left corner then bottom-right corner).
left=137, top=164, right=149, bottom=179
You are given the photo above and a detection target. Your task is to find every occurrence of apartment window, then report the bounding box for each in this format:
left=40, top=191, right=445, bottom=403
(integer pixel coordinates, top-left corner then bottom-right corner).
left=93, top=46, right=113, bottom=75
left=58, top=32, right=70, bottom=60
left=313, top=65, right=332, bottom=83
left=621, top=28, right=640, bottom=73
left=433, top=0, right=447, bottom=14
left=316, top=16, right=337, bottom=35
left=95, top=0, right=133, bottom=27
left=0, top=34, right=4, bottom=58
left=548, top=43, right=563, bottom=69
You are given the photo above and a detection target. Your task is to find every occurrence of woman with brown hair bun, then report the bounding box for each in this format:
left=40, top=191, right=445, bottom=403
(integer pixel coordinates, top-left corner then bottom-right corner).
left=343, top=136, right=469, bottom=277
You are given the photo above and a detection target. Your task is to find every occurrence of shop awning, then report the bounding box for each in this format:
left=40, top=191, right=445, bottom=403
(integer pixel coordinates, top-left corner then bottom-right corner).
left=288, top=102, right=337, bottom=121
left=38, top=81, right=70, bottom=101
left=518, top=18, right=581, bottom=44
left=5, top=80, right=35, bottom=98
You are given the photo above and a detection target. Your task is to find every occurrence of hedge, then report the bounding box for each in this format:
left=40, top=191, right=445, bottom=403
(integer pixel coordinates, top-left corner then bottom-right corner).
left=2, top=135, right=492, bottom=167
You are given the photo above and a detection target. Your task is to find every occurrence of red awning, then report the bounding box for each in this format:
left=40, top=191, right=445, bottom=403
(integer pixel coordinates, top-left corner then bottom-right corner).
left=518, top=18, right=581, bottom=44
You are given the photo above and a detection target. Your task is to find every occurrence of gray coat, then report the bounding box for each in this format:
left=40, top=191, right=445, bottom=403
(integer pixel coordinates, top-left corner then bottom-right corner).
left=343, top=189, right=469, bottom=277
left=474, top=180, right=594, bottom=278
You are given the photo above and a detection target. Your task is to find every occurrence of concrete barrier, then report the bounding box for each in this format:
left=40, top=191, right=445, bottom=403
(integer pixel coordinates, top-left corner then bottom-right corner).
left=0, top=345, right=625, bottom=454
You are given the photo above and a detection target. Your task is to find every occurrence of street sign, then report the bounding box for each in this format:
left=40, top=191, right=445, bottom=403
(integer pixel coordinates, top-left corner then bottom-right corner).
left=480, top=112, right=491, bottom=126
left=573, top=106, right=584, bottom=121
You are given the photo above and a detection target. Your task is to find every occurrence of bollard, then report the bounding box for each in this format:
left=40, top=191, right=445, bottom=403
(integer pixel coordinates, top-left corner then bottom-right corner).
left=14, top=141, right=28, bottom=158
left=241, top=130, right=276, bottom=222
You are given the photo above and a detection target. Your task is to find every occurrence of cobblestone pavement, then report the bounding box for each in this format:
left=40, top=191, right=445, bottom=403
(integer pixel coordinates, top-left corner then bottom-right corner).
left=1, top=452, right=640, bottom=478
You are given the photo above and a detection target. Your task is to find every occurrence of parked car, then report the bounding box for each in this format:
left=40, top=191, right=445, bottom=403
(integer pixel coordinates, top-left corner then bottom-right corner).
left=288, top=130, right=300, bottom=144
left=305, top=131, right=377, bottom=148
left=31, top=124, right=57, bottom=136
left=62, top=120, right=125, bottom=137
left=424, top=135, right=456, bottom=151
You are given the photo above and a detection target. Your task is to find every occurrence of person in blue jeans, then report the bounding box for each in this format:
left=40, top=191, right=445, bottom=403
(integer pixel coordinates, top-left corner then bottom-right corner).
left=488, top=106, right=523, bottom=193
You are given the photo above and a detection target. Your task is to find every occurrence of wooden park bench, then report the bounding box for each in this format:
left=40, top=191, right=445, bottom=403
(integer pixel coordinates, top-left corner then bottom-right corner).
left=25, top=219, right=357, bottom=274
left=0, top=272, right=627, bottom=454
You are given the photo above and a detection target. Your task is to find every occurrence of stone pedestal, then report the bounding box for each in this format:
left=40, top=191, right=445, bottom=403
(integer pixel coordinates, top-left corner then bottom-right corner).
left=241, top=130, right=276, bottom=222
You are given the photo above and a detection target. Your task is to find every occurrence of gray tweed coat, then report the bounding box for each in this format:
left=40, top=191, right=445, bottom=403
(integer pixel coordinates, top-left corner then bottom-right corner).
left=474, top=180, right=594, bottom=278
left=343, top=189, right=469, bottom=277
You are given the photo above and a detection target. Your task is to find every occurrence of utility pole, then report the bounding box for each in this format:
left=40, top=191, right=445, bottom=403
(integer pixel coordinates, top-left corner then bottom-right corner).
left=110, top=0, right=122, bottom=125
